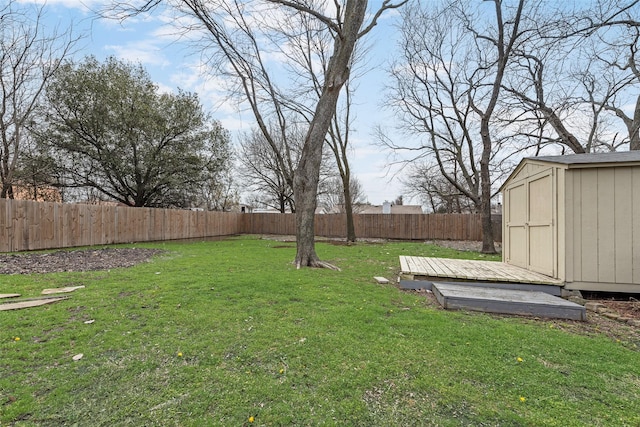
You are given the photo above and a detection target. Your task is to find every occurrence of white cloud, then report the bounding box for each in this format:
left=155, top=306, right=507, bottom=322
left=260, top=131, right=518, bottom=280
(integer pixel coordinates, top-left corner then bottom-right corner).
left=220, top=116, right=250, bottom=133
left=17, top=0, right=105, bottom=11
left=154, top=81, right=175, bottom=95
left=104, top=40, right=172, bottom=67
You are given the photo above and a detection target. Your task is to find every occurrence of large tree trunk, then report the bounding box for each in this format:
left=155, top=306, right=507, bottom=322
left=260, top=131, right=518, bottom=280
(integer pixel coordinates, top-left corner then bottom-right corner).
left=479, top=125, right=496, bottom=254
left=294, top=89, right=345, bottom=268
left=343, top=173, right=356, bottom=242
left=293, top=0, right=367, bottom=268
left=1, top=182, right=10, bottom=199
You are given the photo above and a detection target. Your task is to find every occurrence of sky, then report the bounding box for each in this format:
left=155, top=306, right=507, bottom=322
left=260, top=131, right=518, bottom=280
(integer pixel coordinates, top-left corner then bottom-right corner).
left=26, top=0, right=410, bottom=206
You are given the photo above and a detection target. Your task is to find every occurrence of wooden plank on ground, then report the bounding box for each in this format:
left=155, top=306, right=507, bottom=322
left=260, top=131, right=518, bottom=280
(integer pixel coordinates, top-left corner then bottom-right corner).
left=429, top=257, right=459, bottom=278
left=417, top=256, right=437, bottom=275
left=403, top=256, right=424, bottom=274
left=0, top=296, right=68, bottom=311
left=0, top=293, right=21, bottom=299
left=41, top=285, right=85, bottom=295
left=399, top=256, right=411, bottom=273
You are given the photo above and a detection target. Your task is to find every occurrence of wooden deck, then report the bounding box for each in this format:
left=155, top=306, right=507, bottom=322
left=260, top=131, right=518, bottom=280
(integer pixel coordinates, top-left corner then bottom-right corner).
left=399, top=256, right=563, bottom=285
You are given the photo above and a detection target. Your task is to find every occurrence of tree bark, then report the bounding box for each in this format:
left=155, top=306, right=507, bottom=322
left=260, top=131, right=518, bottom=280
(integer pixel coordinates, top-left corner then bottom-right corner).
left=343, top=177, right=356, bottom=242
left=479, top=133, right=495, bottom=253
left=293, top=0, right=367, bottom=268
left=628, top=95, right=640, bottom=150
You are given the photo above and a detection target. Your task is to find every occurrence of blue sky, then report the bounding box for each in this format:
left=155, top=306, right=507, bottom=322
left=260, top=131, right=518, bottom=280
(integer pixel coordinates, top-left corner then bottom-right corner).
left=28, top=0, right=409, bottom=206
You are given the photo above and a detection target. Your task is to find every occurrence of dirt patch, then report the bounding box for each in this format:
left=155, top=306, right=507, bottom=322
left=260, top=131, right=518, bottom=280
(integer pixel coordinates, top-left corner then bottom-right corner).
left=601, top=300, right=640, bottom=318
left=424, top=240, right=502, bottom=254
left=261, top=235, right=501, bottom=252
left=0, top=248, right=163, bottom=274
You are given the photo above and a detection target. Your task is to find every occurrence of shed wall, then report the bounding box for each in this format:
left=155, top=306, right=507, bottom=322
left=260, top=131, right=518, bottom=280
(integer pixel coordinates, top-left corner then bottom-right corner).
left=565, top=166, right=640, bottom=291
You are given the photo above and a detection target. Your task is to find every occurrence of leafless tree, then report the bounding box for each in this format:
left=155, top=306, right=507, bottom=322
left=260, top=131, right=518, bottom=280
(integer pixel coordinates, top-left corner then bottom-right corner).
left=108, top=0, right=406, bottom=267
left=402, top=162, right=477, bottom=214
left=239, top=126, right=298, bottom=213
left=0, top=0, right=79, bottom=198
left=502, top=41, right=589, bottom=154
left=386, top=0, right=525, bottom=253
left=497, top=0, right=640, bottom=153
left=239, top=122, right=336, bottom=213
left=579, top=16, right=640, bottom=150
left=318, top=175, right=366, bottom=214
left=274, top=9, right=369, bottom=242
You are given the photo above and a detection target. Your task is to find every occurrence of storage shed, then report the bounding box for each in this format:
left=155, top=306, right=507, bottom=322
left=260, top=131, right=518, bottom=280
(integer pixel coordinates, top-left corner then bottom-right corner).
left=501, top=151, right=640, bottom=293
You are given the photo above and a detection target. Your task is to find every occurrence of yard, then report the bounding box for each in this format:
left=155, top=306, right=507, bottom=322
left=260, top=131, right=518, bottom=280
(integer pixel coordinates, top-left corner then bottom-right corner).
left=1, top=236, right=639, bottom=426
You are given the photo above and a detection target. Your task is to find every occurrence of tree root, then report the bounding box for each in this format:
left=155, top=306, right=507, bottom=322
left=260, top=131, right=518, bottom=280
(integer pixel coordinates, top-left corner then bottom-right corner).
left=295, top=259, right=341, bottom=271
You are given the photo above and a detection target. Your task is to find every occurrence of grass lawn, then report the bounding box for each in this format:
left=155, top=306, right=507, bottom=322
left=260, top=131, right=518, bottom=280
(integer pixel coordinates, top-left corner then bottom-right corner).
left=1, top=236, right=639, bottom=426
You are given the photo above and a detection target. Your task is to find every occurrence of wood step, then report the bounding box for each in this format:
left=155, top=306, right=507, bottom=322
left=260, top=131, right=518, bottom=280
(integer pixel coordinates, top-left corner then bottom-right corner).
left=432, top=282, right=586, bottom=321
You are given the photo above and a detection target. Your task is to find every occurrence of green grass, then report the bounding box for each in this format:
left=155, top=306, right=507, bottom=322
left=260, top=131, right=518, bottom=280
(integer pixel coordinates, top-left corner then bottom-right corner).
left=1, top=236, right=638, bottom=426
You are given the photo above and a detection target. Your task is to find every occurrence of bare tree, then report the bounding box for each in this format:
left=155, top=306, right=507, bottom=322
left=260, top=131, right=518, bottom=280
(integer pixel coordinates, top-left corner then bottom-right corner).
left=386, top=0, right=525, bottom=253
left=275, top=9, right=369, bottom=242
left=385, top=3, right=480, bottom=211
left=271, top=1, right=405, bottom=266
left=402, top=162, right=477, bottom=214
left=108, top=0, right=405, bottom=267
left=0, top=0, right=78, bottom=198
left=325, top=84, right=359, bottom=241
left=470, top=0, right=525, bottom=253
left=498, top=0, right=640, bottom=153
left=318, top=175, right=366, bottom=214
left=239, top=126, right=298, bottom=213
left=198, top=157, right=240, bottom=211
left=502, top=42, right=589, bottom=154
left=580, top=20, right=640, bottom=150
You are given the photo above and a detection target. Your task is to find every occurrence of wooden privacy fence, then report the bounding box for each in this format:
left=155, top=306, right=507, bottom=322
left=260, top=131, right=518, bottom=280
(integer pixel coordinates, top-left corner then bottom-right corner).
left=0, top=199, right=501, bottom=252
left=242, top=213, right=501, bottom=241
left=0, top=199, right=242, bottom=252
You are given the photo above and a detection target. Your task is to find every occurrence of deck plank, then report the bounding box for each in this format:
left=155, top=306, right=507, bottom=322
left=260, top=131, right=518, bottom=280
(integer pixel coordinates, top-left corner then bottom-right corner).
left=399, top=256, right=410, bottom=273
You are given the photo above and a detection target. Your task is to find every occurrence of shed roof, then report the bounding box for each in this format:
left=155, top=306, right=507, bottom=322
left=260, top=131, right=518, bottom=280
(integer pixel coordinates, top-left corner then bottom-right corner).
left=501, top=151, right=640, bottom=192
left=529, top=151, right=640, bottom=166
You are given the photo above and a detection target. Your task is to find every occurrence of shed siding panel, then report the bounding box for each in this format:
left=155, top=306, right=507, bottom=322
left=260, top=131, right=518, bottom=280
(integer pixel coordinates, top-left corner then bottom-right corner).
left=597, top=169, right=616, bottom=283
left=509, top=165, right=530, bottom=184
left=634, top=168, right=640, bottom=284
left=528, top=173, right=552, bottom=223
left=614, top=168, right=633, bottom=284
left=580, top=170, right=599, bottom=282
left=556, top=168, right=566, bottom=281
left=570, top=171, right=582, bottom=282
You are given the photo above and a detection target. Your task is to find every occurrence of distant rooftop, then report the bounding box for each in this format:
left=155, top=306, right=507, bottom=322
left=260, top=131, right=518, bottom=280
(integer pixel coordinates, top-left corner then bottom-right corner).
left=358, top=204, right=424, bottom=214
